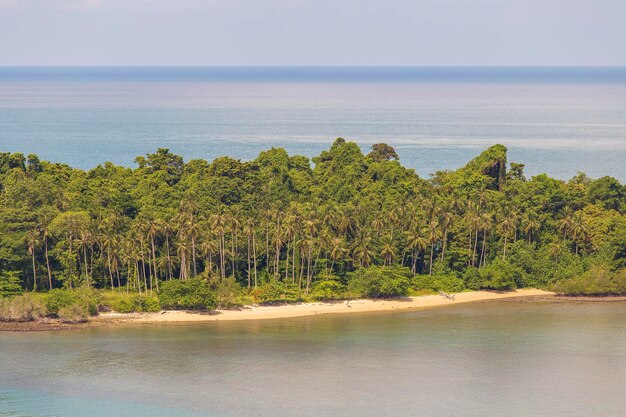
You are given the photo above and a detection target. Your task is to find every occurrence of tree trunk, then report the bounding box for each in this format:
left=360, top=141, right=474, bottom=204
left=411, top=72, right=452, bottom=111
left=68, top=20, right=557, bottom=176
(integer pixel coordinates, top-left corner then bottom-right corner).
left=166, top=235, right=173, bottom=281
left=191, top=237, right=197, bottom=278
left=31, top=249, right=37, bottom=291
left=107, top=248, right=115, bottom=290
left=151, top=238, right=159, bottom=292
left=429, top=244, right=434, bottom=275
left=45, top=238, right=52, bottom=290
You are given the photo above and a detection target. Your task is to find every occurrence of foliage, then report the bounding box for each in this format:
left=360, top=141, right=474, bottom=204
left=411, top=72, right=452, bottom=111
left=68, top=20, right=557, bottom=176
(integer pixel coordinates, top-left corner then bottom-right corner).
left=253, top=281, right=302, bottom=304
left=479, top=259, right=520, bottom=290
left=0, top=271, right=23, bottom=298
left=413, top=273, right=465, bottom=293
left=0, top=293, right=45, bottom=322
left=213, top=277, right=244, bottom=308
left=0, top=140, right=625, bottom=305
left=348, top=265, right=411, bottom=298
left=159, top=278, right=217, bottom=310
left=58, top=303, right=90, bottom=323
left=102, top=292, right=160, bottom=313
left=310, top=280, right=346, bottom=301
left=553, top=266, right=626, bottom=296
left=44, top=288, right=99, bottom=317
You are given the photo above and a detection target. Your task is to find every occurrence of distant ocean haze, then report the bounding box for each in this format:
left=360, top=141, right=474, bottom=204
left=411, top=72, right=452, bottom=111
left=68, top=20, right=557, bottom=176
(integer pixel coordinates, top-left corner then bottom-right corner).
left=0, top=66, right=625, bottom=180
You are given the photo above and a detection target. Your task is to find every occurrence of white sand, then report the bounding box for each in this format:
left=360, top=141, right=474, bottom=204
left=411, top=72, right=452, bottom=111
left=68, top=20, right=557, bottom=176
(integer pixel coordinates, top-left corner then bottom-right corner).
left=96, top=289, right=552, bottom=324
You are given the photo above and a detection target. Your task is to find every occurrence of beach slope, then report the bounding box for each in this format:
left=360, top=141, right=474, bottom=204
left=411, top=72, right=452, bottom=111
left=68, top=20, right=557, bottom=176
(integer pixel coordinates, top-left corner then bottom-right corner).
left=97, top=289, right=552, bottom=324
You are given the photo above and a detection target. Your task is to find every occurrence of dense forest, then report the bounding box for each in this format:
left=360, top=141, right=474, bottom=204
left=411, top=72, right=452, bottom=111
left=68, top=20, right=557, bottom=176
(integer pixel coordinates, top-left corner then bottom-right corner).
left=1, top=138, right=626, bottom=320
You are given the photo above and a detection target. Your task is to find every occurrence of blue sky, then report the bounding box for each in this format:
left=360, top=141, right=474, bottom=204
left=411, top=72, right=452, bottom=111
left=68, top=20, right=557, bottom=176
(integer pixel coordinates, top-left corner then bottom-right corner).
left=0, top=0, right=624, bottom=66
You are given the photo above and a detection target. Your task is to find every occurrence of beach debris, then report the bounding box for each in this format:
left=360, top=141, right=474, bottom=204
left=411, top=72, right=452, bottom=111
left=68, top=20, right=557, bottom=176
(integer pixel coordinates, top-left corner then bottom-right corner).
left=438, top=291, right=456, bottom=301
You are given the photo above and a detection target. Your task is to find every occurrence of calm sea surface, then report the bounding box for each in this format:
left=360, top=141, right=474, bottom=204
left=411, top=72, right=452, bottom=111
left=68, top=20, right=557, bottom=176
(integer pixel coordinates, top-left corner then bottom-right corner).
left=1, top=300, right=626, bottom=417
left=0, top=67, right=625, bottom=180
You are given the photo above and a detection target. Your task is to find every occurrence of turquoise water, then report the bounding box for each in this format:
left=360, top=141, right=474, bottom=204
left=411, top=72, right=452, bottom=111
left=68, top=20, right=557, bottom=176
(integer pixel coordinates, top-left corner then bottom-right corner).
left=1, top=67, right=625, bottom=180
left=1, top=300, right=626, bottom=417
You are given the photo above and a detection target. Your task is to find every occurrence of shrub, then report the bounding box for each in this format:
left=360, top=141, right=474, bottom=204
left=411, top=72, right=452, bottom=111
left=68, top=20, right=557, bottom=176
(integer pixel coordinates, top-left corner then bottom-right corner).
left=45, top=289, right=80, bottom=316
left=104, top=292, right=161, bottom=313
left=479, top=259, right=519, bottom=290
left=254, top=281, right=301, bottom=304
left=214, top=277, right=244, bottom=308
left=310, top=280, right=346, bottom=301
left=159, top=278, right=217, bottom=310
left=413, top=273, right=465, bottom=293
left=348, top=265, right=411, bottom=298
left=58, top=303, right=89, bottom=323
left=0, top=294, right=45, bottom=322
left=44, top=288, right=99, bottom=317
left=0, top=271, right=23, bottom=298
left=553, top=266, right=626, bottom=295
left=463, top=268, right=483, bottom=290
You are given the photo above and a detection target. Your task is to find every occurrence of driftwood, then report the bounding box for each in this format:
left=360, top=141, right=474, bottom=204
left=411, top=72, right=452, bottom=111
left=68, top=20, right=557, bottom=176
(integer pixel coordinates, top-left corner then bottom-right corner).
left=438, top=291, right=456, bottom=301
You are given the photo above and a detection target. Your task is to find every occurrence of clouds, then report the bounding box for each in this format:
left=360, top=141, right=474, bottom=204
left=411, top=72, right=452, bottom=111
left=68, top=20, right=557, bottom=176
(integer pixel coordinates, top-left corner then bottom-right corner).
left=0, top=0, right=625, bottom=65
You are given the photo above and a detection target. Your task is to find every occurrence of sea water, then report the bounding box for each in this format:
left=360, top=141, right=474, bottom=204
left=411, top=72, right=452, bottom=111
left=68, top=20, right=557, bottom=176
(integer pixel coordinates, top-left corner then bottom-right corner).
left=1, top=300, right=626, bottom=417
left=0, top=66, right=625, bottom=180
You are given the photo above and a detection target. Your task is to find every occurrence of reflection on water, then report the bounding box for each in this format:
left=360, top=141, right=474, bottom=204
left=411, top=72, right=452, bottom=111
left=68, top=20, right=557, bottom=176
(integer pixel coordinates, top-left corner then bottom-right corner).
left=1, top=300, right=626, bottom=417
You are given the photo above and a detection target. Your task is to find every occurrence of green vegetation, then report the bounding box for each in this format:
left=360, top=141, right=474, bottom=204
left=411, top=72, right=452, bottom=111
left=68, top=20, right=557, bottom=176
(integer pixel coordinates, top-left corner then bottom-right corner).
left=1, top=139, right=626, bottom=322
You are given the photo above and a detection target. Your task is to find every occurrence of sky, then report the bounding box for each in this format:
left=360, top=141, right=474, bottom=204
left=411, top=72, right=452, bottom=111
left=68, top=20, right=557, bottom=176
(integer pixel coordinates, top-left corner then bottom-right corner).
left=0, top=0, right=625, bottom=66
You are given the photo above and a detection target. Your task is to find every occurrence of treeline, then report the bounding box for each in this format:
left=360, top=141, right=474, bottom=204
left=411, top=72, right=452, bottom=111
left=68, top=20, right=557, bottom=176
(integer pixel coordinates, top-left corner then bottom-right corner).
left=1, top=138, right=626, bottom=306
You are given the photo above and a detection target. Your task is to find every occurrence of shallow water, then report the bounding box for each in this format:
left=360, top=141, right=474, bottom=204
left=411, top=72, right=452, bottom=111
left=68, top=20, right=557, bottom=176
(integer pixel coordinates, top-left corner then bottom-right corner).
left=1, top=300, right=626, bottom=417
left=1, top=67, right=625, bottom=180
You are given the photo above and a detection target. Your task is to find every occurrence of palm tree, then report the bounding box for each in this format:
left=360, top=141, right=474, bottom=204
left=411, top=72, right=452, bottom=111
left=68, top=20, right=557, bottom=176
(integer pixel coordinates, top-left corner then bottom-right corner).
left=159, top=218, right=174, bottom=281
left=497, top=206, right=516, bottom=260
left=243, top=218, right=257, bottom=287
left=427, top=219, right=441, bottom=275
left=146, top=217, right=160, bottom=291
left=548, top=242, right=563, bottom=260
left=439, top=210, right=454, bottom=261
left=521, top=212, right=541, bottom=244
left=352, top=230, right=375, bottom=268
left=380, top=234, right=397, bottom=266
left=209, top=212, right=227, bottom=280
left=406, top=227, right=428, bottom=274
left=327, top=235, right=347, bottom=272
left=26, top=227, right=40, bottom=291
left=570, top=212, right=589, bottom=255
left=557, top=208, right=574, bottom=242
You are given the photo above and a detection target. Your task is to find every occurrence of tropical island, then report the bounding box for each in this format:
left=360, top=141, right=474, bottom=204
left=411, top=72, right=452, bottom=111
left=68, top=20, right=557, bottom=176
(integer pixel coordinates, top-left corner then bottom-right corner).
left=1, top=138, right=625, bottom=327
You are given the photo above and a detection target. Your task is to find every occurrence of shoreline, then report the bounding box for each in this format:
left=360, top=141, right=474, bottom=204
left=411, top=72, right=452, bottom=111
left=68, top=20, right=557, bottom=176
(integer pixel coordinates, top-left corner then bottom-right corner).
left=7, top=289, right=625, bottom=332
left=97, top=289, right=552, bottom=325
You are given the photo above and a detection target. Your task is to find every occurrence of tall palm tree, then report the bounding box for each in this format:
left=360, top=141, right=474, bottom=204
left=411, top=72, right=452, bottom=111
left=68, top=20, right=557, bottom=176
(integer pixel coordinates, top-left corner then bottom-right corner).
left=521, top=212, right=541, bottom=244
left=352, top=230, right=374, bottom=268
left=406, top=227, right=428, bottom=274
left=497, top=206, right=516, bottom=260
left=146, top=217, right=160, bottom=291
left=26, top=227, right=40, bottom=291
left=159, top=218, right=174, bottom=281
left=327, top=235, right=347, bottom=272
left=427, top=219, right=441, bottom=275
left=380, top=234, right=397, bottom=266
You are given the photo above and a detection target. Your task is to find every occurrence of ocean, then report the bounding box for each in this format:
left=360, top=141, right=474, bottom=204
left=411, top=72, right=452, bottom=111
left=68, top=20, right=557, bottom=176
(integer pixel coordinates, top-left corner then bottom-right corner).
left=0, top=66, right=625, bottom=179
left=2, top=300, right=626, bottom=417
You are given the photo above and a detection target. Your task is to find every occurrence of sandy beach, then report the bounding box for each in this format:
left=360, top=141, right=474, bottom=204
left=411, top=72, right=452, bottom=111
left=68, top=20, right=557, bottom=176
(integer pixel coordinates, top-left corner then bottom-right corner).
left=96, top=289, right=552, bottom=325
